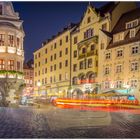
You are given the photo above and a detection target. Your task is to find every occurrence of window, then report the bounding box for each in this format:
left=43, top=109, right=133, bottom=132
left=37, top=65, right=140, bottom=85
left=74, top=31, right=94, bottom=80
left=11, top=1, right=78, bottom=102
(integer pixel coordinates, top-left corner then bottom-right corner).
left=73, top=77, right=78, bottom=85
left=50, top=76, right=52, bottom=83
left=91, top=44, right=95, bottom=51
left=65, top=60, right=68, bottom=67
left=35, top=63, right=37, bottom=68
left=84, top=28, right=93, bottom=39
left=116, top=64, right=122, bottom=73
left=8, top=60, right=14, bottom=70
left=51, top=45, right=53, bottom=50
left=38, top=53, right=40, bottom=58
left=0, top=5, right=3, bottom=15
left=54, top=43, right=57, bottom=49
left=0, top=34, right=4, bottom=46
left=130, top=79, right=137, bottom=88
left=102, top=23, right=107, bottom=31
left=50, top=55, right=53, bottom=61
left=60, top=39, right=62, bottom=46
left=54, top=64, right=56, bottom=70
left=65, top=72, right=68, bottom=80
left=54, top=53, right=56, bottom=60
left=50, top=66, right=53, bottom=72
left=35, top=72, right=37, bottom=77
left=45, top=58, right=47, bottom=64
left=38, top=71, right=40, bottom=76
left=17, top=61, right=20, bottom=71
left=45, top=68, right=47, bottom=73
left=88, top=59, right=92, bottom=68
left=35, top=54, right=37, bottom=59
left=130, top=29, right=135, bottom=38
left=105, top=52, right=111, bottom=60
left=65, top=48, right=68, bottom=55
left=131, top=62, right=138, bottom=71
left=82, top=48, right=86, bottom=54
left=74, top=50, right=77, bottom=58
left=54, top=76, right=56, bottom=83
left=117, top=50, right=123, bottom=57
left=66, top=36, right=68, bottom=42
left=116, top=81, right=122, bottom=88
left=45, top=78, right=47, bottom=84
left=104, top=81, right=110, bottom=89
left=59, top=74, right=62, bottom=81
left=126, top=20, right=138, bottom=29
left=59, top=62, right=62, bottom=69
left=0, top=59, right=4, bottom=70
left=87, top=17, right=91, bottom=23
left=113, top=33, right=124, bottom=42
left=74, top=36, right=77, bottom=44
left=101, top=43, right=104, bottom=50
left=17, top=38, right=20, bottom=49
left=45, top=48, right=47, bottom=54
left=104, top=67, right=110, bottom=75
left=73, top=64, right=77, bottom=72
left=8, top=35, right=14, bottom=47
left=59, top=51, right=62, bottom=57
left=80, top=61, right=84, bottom=70
left=132, top=46, right=139, bottom=54
left=38, top=62, right=40, bottom=67
left=42, top=68, right=44, bottom=74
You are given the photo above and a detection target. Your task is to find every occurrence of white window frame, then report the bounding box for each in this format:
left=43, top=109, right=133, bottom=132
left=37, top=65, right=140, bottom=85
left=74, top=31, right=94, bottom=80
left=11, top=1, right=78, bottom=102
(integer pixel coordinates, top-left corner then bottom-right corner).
left=116, top=64, right=122, bottom=73
left=130, top=29, right=136, bottom=38
left=116, top=49, right=123, bottom=57
left=131, top=46, right=139, bottom=55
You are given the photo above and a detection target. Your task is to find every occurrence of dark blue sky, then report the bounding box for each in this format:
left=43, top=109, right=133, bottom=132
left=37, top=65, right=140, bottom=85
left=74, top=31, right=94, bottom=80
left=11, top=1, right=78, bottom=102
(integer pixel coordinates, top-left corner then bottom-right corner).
left=12, top=2, right=140, bottom=61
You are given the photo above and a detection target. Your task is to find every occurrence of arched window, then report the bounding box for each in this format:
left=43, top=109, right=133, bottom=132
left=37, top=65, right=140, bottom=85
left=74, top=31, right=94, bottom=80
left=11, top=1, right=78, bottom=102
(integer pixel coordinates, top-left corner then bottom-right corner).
left=81, top=75, right=86, bottom=84
left=89, top=73, right=95, bottom=83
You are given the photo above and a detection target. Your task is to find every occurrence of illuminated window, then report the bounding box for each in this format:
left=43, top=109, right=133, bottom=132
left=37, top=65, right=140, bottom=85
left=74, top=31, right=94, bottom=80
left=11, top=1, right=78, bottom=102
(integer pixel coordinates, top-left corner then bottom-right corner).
left=8, top=60, right=14, bottom=70
left=8, top=35, right=14, bottom=47
left=116, top=81, right=122, bottom=88
left=0, top=34, right=5, bottom=46
left=0, top=59, right=4, bottom=70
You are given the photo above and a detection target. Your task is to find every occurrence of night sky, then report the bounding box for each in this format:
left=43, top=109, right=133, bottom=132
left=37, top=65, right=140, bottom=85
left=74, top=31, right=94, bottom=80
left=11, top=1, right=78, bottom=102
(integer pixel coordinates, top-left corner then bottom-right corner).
left=12, top=2, right=140, bottom=61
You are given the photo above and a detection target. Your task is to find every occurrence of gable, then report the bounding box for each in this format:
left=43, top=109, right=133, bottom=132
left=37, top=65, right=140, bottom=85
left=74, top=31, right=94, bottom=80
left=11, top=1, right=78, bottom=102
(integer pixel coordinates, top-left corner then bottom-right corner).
left=79, top=5, right=100, bottom=29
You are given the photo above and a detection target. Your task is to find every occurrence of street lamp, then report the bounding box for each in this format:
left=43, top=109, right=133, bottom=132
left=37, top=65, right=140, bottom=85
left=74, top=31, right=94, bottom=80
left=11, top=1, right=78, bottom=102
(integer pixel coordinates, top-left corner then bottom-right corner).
left=37, top=81, right=41, bottom=97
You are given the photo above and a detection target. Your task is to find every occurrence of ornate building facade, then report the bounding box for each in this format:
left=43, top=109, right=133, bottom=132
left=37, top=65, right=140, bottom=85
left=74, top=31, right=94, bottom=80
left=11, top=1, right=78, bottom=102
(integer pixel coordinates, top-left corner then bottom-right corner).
left=0, top=2, right=25, bottom=106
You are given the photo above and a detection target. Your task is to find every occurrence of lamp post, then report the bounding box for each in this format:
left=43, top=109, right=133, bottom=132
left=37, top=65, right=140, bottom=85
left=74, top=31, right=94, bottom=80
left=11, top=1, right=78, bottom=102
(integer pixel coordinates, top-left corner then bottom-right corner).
left=37, top=81, right=41, bottom=98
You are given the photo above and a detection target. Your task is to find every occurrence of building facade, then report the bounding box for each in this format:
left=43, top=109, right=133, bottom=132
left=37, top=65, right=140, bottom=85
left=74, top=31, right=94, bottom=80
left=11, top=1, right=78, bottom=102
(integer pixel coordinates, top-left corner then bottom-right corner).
left=34, top=24, right=76, bottom=97
left=34, top=2, right=137, bottom=99
left=23, top=59, right=34, bottom=97
left=0, top=2, right=25, bottom=105
left=98, top=7, right=140, bottom=100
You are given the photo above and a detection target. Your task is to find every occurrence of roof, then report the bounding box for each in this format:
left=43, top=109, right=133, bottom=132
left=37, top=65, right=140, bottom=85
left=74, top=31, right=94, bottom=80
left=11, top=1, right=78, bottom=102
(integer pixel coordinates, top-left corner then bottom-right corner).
left=101, top=29, right=112, bottom=38
left=112, top=7, right=140, bottom=34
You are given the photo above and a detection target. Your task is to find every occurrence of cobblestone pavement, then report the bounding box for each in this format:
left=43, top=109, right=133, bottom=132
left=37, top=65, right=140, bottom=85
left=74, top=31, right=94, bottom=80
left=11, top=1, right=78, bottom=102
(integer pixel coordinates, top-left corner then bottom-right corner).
left=0, top=106, right=140, bottom=138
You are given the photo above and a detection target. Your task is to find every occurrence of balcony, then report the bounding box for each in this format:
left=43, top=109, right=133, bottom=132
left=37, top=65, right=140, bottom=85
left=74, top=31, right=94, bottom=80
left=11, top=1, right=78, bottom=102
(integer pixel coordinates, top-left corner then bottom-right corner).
left=78, top=51, right=96, bottom=60
left=77, top=36, right=98, bottom=48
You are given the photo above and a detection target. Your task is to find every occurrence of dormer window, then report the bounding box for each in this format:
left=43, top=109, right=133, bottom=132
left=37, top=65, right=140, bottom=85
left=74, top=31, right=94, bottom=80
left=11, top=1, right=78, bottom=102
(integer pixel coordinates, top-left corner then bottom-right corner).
left=130, top=29, right=135, bottom=38
left=113, top=33, right=124, bottom=42
left=126, top=19, right=138, bottom=29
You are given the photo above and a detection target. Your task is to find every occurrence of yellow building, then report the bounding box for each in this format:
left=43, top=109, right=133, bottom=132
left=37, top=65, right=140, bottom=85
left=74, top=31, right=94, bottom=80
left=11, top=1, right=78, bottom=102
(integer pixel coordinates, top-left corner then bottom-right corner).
left=34, top=24, right=76, bottom=97
left=70, top=2, right=136, bottom=97
left=98, top=7, right=140, bottom=100
left=34, top=2, right=136, bottom=98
